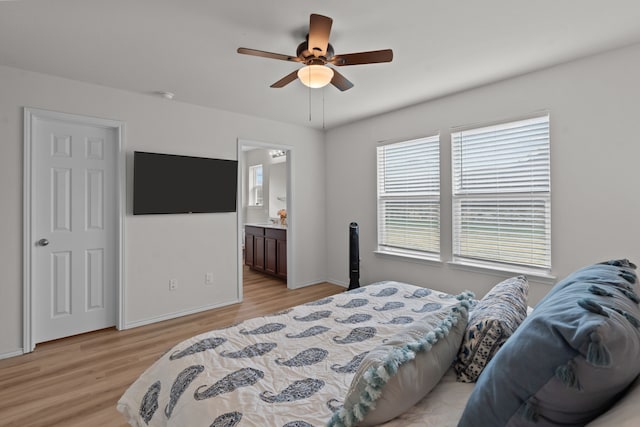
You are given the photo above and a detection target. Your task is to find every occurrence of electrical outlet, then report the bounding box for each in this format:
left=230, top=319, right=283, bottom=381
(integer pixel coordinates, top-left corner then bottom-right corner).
left=205, top=272, right=214, bottom=285
left=169, top=279, right=178, bottom=291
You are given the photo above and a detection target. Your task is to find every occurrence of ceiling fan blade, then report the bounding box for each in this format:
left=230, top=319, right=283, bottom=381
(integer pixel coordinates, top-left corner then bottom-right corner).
left=308, top=14, right=333, bottom=57
left=237, top=47, right=302, bottom=62
left=330, top=69, right=354, bottom=91
left=270, top=70, right=299, bottom=88
left=331, top=49, right=393, bottom=66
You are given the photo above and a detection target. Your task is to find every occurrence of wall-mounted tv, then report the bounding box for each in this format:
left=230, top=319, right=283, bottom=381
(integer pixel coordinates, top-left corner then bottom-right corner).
left=133, top=151, right=238, bottom=215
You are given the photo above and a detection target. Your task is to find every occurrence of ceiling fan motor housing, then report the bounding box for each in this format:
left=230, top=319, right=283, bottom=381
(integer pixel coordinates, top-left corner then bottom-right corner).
left=297, top=41, right=335, bottom=63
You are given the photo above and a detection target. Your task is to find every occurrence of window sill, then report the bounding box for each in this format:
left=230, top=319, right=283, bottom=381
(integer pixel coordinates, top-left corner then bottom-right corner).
left=447, top=258, right=556, bottom=284
left=374, top=249, right=442, bottom=265
left=373, top=250, right=556, bottom=284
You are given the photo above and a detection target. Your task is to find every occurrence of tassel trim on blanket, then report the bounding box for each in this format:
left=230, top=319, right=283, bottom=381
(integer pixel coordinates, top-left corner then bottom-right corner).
left=326, top=292, right=474, bottom=427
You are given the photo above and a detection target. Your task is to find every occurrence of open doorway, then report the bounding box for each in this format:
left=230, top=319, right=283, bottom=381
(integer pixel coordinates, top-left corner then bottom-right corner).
left=237, top=139, right=293, bottom=300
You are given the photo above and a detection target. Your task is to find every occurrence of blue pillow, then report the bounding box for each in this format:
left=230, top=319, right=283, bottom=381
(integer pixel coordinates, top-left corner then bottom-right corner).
left=458, top=259, right=640, bottom=427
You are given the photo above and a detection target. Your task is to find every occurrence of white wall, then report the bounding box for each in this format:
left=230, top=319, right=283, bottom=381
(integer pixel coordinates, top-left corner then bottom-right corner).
left=0, top=65, right=327, bottom=357
left=269, top=162, right=287, bottom=218
left=325, top=43, right=640, bottom=305
left=4, top=43, right=639, bottom=358
left=243, top=149, right=271, bottom=224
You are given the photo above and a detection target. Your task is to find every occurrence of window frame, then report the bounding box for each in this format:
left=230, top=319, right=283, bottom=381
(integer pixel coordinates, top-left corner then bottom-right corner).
left=376, top=135, right=441, bottom=260
left=248, top=164, right=263, bottom=207
left=450, top=113, right=551, bottom=274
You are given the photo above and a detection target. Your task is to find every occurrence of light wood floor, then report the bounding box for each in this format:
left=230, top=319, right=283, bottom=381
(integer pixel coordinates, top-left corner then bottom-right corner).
left=0, top=268, right=344, bottom=427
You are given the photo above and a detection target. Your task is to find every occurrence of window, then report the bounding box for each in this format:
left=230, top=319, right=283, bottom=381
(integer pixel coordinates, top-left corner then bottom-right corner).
left=451, top=114, right=551, bottom=271
left=249, top=164, right=263, bottom=206
left=377, top=136, right=440, bottom=257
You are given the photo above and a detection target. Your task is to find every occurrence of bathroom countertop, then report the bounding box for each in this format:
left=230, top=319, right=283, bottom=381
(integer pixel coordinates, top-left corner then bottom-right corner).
left=245, top=223, right=287, bottom=230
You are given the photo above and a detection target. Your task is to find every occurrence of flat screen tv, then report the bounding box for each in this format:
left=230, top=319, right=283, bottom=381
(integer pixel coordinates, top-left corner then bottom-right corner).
left=133, top=151, right=238, bottom=215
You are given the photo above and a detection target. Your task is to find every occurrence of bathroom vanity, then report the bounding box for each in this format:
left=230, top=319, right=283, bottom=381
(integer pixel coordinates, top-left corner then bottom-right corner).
left=244, top=224, right=287, bottom=280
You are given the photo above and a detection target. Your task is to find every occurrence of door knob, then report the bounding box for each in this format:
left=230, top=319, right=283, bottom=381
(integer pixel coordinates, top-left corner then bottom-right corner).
left=37, top=238, right=49, bottom=246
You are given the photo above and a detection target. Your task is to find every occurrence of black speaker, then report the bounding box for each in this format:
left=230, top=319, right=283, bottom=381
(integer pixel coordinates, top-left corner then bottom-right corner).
left=348, top=222, right=360, bottom=290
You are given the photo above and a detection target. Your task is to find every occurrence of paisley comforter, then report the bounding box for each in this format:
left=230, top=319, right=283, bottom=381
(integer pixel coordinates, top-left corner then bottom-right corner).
left=117, top=281, right=468, bottom=427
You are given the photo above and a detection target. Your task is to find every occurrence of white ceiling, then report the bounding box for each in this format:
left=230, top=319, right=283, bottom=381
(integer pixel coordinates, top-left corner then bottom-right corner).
left=2, top=0, right=640, bottom=130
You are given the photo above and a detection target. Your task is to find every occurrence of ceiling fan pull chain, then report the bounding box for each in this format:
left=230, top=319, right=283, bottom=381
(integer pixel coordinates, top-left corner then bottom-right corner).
left=308, top=69, right=312, bottom=122
left=322, top=87, right=326, bottom=129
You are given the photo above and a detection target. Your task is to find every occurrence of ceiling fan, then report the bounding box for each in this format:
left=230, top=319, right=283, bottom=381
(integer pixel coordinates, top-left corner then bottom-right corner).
left=237, top=13, right=393, bottom=91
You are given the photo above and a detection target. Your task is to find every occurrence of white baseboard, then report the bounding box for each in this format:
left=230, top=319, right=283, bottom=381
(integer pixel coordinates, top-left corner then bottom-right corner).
left=290, top=279, right=347, bottom=290
left=118, top=279, right=351, bottom=330
left=0, top=349, right=24, bottom=360
left=123, top=298, right=241, bottom=330
left=326, top=278, right=349, bottom=288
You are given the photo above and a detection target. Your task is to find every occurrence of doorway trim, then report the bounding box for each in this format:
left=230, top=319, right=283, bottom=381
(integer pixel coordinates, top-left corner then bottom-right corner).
left=237, top=139, right=294, bottom=301
left=22, top=108, right=126, bottom=353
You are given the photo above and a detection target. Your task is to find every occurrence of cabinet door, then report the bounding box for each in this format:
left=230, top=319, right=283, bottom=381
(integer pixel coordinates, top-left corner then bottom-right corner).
left=254, top=235, right=265, bottom=271
left=276, top=238, right=287, bottom=278
left=265, top=237, right=277, bottom=275
left=244, top=234, right=254, bottom=267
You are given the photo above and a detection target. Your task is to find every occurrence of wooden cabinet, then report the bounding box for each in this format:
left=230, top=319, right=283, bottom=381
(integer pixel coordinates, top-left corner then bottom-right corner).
left=276, top=238, right=287, bottom=278
left=244, top=232, right=254, bottom=267
left=254, top=235, right=265, bottom=271
left=245, top=225, right=286, bottom=280
left=265, top=235, right=277, bottom=275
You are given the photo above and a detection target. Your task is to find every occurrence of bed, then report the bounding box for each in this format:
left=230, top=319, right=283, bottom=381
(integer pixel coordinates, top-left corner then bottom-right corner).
left=118, top=260, right=640, bottom=427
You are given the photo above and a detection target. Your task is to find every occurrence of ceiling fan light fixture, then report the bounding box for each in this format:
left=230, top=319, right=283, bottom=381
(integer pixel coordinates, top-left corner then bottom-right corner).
left=297, top=65, right=334, bottom=88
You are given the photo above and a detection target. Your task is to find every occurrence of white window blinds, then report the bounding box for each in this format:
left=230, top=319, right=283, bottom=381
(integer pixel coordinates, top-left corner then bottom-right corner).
left=249, top=164, right=263, bottom=206
left=452, top=115, right=551, bottom=270
left=377, top=136, right=440, bottom=256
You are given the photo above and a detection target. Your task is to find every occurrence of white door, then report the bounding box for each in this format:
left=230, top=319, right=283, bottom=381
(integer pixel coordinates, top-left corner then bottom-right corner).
left=31, top=115, right=118, bottom=344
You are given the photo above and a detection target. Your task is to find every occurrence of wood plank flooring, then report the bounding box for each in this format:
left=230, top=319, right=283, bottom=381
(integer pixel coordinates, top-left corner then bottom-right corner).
left=0, top=268, right=344, bottom=427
